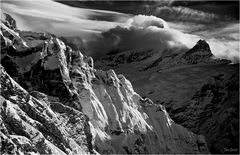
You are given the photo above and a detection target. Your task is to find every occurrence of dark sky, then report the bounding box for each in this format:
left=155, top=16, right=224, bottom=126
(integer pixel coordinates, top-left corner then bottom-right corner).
left=55, top=0, right=239, bottom=20
left=171, top=1, right=239, bottom=19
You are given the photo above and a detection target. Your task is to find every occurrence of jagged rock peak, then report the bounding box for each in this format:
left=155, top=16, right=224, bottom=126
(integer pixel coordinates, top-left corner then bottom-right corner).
left=1, top=13, right=17, bottom=29
left=196, top=39, right=209, bottom=46
left=185, top=39, right=212, bottom=56
left=195, top=39, right=211, bottom=51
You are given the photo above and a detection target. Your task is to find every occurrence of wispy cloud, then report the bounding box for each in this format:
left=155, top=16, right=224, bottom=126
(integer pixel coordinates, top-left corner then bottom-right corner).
left=1, top=0, right=130, bottom=38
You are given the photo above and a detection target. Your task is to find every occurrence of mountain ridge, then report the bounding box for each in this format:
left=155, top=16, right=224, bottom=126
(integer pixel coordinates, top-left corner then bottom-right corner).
left=0, top=13, right=210, bottom=154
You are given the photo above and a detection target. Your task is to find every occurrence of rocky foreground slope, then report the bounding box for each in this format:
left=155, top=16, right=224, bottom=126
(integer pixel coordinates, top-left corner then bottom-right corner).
left=95, top=32, right=239, bottom=153
left=0, top=13, right=210, bottom=154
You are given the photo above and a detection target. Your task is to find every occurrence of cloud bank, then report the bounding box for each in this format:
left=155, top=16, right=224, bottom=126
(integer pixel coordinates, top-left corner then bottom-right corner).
left=86, top=15, right=200, bottom=57
left=86, top=15, right=239, bottom=63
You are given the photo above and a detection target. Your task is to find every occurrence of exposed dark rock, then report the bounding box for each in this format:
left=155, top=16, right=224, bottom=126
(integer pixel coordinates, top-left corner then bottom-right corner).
left=165, top=73, right=239, bottom=154
left=1, top=13, right=17, bottom=29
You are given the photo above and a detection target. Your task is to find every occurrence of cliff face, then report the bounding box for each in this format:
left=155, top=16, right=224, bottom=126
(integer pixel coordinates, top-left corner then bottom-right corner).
left=0, top=66, right=92, bottom=154
left=1, top=13, right=209, bottom=154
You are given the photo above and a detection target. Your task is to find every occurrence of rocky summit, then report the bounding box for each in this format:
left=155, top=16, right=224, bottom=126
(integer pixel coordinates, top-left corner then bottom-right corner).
left=0, top=14, right=210, bottom=154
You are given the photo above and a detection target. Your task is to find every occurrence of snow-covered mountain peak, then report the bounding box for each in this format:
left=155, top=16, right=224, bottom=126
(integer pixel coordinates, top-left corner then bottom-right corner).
left=1, top=14, right=209, bottom=154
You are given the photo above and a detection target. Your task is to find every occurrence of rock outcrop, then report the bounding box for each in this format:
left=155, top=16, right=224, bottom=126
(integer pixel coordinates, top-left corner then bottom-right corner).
left=1, top=13, right=209, bottom=154
left=1, top=13, right=16, bottom=30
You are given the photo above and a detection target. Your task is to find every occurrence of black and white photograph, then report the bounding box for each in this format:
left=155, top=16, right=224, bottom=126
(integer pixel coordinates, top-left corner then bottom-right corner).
left=0, top=0, right=239, bottom=154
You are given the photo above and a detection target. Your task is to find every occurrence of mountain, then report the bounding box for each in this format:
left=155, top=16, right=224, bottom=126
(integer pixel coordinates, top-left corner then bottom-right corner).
left=0, top=13, right=210, bottom=154
left=95, top=35, right=239, bottom=153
